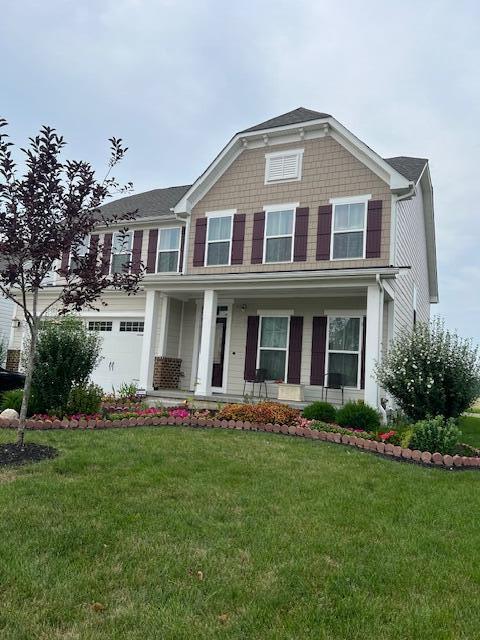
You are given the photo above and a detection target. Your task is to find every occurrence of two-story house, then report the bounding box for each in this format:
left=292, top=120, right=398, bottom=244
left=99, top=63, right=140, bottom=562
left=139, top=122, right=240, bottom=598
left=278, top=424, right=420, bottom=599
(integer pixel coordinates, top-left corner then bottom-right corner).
left=7, top=108, right=438, bottom=408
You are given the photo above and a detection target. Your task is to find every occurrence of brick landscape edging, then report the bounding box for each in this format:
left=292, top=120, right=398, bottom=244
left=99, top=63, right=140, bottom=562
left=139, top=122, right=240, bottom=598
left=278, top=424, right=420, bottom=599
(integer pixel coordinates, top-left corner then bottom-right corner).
left=0, top=415, right=478, bottom=470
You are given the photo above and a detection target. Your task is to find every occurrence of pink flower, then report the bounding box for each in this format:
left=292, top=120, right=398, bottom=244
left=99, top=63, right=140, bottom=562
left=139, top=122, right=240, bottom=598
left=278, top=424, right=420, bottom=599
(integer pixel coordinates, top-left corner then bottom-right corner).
left=168, top=407, right=190, bottom=419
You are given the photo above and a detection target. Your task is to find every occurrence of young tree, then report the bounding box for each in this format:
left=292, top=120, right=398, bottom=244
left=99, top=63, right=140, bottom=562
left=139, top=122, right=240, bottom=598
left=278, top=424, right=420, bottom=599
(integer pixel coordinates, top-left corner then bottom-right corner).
left=0, top=119, right=143, bottom=445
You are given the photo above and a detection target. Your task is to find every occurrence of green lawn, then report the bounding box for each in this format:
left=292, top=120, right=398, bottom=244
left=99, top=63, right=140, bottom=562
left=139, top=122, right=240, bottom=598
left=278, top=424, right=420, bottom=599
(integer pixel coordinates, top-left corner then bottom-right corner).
left=0, top=425, right=479, bottom=640
left=458, top=414, right=480, bottom=447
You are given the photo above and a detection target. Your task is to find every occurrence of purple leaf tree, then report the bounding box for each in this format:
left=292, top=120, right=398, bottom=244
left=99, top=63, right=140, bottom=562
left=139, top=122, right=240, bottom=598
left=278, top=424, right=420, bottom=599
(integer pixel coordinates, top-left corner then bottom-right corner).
left=0, top=119, right=144, bottom=445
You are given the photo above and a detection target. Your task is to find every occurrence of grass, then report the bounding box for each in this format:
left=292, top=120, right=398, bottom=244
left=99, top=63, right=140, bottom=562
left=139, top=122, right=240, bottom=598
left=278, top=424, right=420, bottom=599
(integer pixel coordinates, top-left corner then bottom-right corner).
left=0, top=426, right=479, bottom=639
left=458, top=415, right=480, bottom=448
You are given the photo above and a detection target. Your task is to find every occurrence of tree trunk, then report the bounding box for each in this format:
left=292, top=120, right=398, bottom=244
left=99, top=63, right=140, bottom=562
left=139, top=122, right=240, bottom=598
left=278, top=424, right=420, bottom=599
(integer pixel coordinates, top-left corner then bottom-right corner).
left=16, top=287, right=39, bottom=448
left=17, top=323, right=38, bottom=447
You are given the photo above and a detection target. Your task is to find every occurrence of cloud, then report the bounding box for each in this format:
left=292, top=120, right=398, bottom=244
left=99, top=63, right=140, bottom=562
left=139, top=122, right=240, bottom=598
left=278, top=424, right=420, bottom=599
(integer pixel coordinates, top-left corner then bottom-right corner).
left=1, top=0, right=479, bottom=341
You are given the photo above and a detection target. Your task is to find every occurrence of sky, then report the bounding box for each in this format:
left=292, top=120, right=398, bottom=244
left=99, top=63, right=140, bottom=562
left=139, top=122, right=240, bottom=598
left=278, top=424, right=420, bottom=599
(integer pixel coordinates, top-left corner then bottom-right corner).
left=1, top=0, right=479, bottom=342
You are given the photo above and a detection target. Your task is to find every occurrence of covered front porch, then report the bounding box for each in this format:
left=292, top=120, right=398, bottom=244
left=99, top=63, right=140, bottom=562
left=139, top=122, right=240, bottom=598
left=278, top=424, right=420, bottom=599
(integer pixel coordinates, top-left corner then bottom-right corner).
left=138, top=269, right=397, bottom=409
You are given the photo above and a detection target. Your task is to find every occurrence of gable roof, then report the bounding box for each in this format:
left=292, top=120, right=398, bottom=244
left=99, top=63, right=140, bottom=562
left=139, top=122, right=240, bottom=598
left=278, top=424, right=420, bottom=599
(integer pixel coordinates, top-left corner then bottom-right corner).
left=100, top=184, right=191, bottom=220
left=384, top=156, right=428, bottom=183
left=239, top=107, right=331, bottom=133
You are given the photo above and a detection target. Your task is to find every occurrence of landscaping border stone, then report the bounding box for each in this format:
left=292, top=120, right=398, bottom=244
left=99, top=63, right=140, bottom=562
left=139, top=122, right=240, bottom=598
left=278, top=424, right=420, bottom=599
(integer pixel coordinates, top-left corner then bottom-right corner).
left=0, top=415, right=477, bottom=470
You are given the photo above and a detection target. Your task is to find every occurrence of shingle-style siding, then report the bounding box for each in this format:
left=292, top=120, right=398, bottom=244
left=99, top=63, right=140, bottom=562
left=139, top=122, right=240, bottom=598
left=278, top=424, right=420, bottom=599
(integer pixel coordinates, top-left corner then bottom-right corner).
left=393, top=183, right=430, bottom=335
left=188, top=136, right=391, bottom=274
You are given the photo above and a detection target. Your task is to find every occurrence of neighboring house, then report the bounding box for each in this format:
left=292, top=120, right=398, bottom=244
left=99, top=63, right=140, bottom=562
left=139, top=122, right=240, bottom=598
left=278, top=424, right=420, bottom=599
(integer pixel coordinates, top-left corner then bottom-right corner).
left=8, top=108, right=438, bottom=407
left=0, top=296, right=13, bottom=365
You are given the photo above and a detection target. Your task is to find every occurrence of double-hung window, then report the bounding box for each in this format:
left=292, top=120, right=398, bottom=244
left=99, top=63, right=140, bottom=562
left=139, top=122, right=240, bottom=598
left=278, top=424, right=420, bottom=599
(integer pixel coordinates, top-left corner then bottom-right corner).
left=331, top=197, right=369, bottom=260
left=157, top=227, right=181, bottom=273
left=258, top=316, right=290, bottom=381
left=111, top=231, right=133, bottom=274
left=326, top=316, right=362, bottom=388
left=206, top=212, right=233, bottom=266
left=70, top=235, right=90, bottom=271
left=264, top=206, right=296, bottom=263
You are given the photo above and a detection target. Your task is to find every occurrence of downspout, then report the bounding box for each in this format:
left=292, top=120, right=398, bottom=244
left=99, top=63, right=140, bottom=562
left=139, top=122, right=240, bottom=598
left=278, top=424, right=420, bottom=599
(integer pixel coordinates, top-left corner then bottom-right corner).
left=390, top=183, right=416, bottom=266
left=375, top=273, right=387, bottom=423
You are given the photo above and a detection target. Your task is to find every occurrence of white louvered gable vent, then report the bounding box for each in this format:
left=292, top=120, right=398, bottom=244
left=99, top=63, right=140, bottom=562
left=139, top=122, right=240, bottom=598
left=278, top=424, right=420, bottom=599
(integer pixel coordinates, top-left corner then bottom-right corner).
left=265, top=149, right=303, bottom=184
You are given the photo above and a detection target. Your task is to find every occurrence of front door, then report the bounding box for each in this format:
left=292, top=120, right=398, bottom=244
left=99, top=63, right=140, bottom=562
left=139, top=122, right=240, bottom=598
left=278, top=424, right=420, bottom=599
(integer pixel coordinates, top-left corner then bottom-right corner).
left=211, top=316, right=227, bottom=389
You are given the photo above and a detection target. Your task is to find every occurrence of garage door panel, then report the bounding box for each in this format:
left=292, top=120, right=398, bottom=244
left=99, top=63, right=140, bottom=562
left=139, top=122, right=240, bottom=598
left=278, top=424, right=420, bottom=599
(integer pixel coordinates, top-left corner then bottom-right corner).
left=88, top=318, right=144, bottom=392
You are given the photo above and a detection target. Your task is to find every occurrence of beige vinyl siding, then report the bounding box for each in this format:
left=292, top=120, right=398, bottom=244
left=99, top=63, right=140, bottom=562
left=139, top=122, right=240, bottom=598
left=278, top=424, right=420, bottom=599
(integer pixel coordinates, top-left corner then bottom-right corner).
left=178, top=300, right=197, bottom=390
left=164, top=298, right=182, bottom=358
left=0, top=297, right=12, bottom=348
left=188, top=136, right=392, bottom=275
left=393, top=182, right=430, bottom=336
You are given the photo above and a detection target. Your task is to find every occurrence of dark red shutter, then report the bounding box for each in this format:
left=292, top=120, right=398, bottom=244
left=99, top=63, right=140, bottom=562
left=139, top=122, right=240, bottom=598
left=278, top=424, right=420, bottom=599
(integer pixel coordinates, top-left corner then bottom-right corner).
left=231, top=213, right=246, bottom=265
left=244, top=316, right=259, bottom=380
left=310, top=316, right=327, bottom=385
left=60, top=250, right=69, bottom=274
left=132, top=230, right=143, bottom=274
left=360, top=316, right=367, bottom=389
left=101, top=233, right=112, bottom=275
left=251, top=211, right=265, bottom=264
left=146, top=229, right=158, bottom=273
left=193, top=218, right=207, bottom=267
left=287, top=316, right=303, bottom=383
left=293, top=208, right=309, bottom=262
left=316, top=205, right=332, bottom=261
left=366, top=200, right=382, bottom=258
left=179, top=226, right=186, bottom=272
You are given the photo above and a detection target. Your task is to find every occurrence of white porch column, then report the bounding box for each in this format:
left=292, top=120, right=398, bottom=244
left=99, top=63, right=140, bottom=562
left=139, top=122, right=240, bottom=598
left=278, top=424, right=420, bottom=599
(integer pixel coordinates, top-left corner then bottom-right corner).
left=364, top=284, right=384, bottom=408
left=139, top=290, right=161, bottom=391
left=195, top=289, right=217, bottom=396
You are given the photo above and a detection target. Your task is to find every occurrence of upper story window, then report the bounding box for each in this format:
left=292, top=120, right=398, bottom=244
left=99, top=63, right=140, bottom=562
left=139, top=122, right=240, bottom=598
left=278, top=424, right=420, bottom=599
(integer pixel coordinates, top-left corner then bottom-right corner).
left=111, top=231, right=133, bottom=274
left=265, top=149, right=304, bottom=184
left=330, top=196, right=370, bottom=260
left=327, top=316, right=362, bottom=388
left=206, top=211, right=233, bottom=266
left=157, top=227, right=181, bottom=273
left=264, top=205, right=296, bottom=263
left=70, top=235, right=90, bottom=271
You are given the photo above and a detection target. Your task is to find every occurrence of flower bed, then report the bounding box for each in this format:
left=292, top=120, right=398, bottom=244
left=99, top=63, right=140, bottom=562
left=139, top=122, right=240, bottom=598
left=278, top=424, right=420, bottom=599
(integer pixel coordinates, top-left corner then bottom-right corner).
left=1, top=412, right=479, bottom=470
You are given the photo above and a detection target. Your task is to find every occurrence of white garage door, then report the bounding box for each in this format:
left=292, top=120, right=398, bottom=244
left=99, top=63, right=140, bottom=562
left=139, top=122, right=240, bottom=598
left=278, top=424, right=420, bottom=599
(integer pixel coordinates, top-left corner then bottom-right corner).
left=87, top=318, right=144, bottom=393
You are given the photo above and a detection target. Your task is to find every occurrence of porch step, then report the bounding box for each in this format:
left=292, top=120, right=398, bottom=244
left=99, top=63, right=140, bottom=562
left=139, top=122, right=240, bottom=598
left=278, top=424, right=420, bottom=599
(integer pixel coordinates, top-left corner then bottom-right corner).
left=146, top=388, right=311, bottom=410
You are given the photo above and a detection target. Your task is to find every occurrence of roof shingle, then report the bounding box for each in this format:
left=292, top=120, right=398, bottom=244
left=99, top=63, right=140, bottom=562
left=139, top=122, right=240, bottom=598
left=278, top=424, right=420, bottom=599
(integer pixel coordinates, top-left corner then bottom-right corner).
left=383, top=156, right=428, bottom=183
left=100, top=184, right=191, bottom=220
left=239, top=107, right=330, bottom=133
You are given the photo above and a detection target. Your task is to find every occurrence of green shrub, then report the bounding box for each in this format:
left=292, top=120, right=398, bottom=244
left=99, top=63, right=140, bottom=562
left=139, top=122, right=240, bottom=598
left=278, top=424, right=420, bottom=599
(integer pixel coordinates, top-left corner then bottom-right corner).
left=336, top=401, right=381, bottom=431
left=376, top=317, right=480, bottom=420
left=0, top=388, right=24, bottom=413
left=67, top=383, right=103, bottom=416
left=400, top=427, right=414, bottom=448
left=30, top=317, right=102, bottom=414
left=310, top=421, right=376, bottom=440
left=118, top=381, right=139, bottom=402
left=302, top=401, right=337, bottom=423
left=409, top=415, right=461, bottom=455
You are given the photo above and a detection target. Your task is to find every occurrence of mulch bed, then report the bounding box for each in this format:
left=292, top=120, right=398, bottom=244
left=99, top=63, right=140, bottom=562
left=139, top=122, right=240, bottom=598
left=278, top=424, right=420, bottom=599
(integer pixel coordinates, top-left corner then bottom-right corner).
left=0, top=442, right=58, bottom=467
